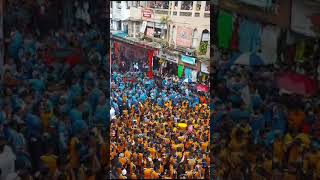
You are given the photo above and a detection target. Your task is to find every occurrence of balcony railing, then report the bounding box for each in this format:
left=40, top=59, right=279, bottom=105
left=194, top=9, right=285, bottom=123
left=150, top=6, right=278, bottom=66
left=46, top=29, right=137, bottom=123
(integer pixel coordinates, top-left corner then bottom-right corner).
left=204, top=13, right=210, bottom=18
left=180, top=11, right=192, bottom=17
left=154, top=9, right=169, bottom=15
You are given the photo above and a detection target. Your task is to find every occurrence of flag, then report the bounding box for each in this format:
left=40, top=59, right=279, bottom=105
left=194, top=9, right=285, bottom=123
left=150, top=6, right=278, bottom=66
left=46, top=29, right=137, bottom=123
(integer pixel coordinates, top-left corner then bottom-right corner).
left=178, top=65, right=184, bottom=78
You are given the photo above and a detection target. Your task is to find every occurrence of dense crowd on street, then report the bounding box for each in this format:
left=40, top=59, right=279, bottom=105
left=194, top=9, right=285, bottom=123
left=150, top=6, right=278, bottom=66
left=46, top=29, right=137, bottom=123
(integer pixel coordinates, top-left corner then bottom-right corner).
left=110, top=69, right=211, bottom=179
left=214, top=52, right=320, bottom=179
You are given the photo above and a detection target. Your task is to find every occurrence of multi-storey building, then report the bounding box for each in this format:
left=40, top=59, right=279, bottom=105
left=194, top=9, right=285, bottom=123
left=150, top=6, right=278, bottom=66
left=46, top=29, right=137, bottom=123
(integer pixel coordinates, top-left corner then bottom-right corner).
left=110, top=1, right=211, bottom=81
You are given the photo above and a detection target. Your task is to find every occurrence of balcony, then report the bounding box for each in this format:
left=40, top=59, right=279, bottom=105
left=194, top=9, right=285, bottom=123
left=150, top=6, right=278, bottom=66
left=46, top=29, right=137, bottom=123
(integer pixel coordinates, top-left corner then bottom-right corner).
left=179, top=10, right=192, bottom=17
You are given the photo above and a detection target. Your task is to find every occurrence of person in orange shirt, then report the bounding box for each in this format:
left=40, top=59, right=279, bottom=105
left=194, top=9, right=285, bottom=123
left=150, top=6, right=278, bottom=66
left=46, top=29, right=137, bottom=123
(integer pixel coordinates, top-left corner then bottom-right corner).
left=149, top=146, right=157, bottom=160
left=143, top=167, right=153, bottom=179
left=119, top=153, right=127, bottom=166
left=151, top=169, right=159, bottom=179
left=124, top=147, right=131, bottom=160
left=69, top=136, right=80, bottom=169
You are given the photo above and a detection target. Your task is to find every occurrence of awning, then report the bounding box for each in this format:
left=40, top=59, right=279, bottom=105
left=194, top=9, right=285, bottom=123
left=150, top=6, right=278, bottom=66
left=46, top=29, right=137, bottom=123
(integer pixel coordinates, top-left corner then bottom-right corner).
left=113, top=32, right=128, bottom=38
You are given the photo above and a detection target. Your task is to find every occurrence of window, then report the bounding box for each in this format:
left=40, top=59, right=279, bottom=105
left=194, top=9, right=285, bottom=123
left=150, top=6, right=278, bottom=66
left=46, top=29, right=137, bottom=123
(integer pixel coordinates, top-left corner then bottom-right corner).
left=196, top=1, right=201, bottom=11
left=148, top=1, right=155, bottom=8
left=201, top=29, right=210, bottom=42
left=171, top=26, right=176, bottom=44
left=128, top=1, right=140, bottom=8
left=181, top=1, right=193, bottom=10
left=205, top=1, right=210, bottom=11
left=192, top=29, right=198, bottom=48
left=174, top=2, right=178, bottom=10
left=135, top=22, right=141, bottom=34
left=116, top=1, right=121, bottom=9
left=148, top=1, right=169, bottom=9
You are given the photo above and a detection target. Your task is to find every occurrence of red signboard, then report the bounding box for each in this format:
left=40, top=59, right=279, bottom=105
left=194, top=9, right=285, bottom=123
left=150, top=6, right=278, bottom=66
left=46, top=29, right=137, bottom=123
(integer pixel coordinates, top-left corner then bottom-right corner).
left=176, top=26, right=193, bottom=48
left=142, top=8, right=153, bottom=20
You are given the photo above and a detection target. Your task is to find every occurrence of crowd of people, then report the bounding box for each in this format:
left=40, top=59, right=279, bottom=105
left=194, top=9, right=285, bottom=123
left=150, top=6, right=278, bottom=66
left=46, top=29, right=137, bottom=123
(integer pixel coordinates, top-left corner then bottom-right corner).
left=110, top=69, right=211, bottom=179
left=0, top=1, right=110, bottom=179
left=213, top=52, right=320, bottom=179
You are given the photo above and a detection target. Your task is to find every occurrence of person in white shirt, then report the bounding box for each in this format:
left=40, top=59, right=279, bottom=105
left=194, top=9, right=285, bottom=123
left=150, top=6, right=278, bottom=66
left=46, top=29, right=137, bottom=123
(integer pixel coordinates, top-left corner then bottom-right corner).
left=0, top=136, right=16, bottom=180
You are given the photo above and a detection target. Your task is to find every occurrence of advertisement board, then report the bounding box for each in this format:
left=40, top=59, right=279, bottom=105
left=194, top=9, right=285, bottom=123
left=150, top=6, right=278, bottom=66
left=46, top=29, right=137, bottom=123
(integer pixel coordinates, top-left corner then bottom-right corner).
left=142, top=8, right=154, bottom=20
left=176, top=26, right=193, bottom=48
left=158, top=50, right=179, bottom=63
left=181, top=55, right=196, bottom=65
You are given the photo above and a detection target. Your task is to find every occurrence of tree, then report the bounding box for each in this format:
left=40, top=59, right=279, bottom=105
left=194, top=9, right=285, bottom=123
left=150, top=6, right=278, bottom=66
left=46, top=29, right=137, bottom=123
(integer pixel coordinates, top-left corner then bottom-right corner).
left=160, top=15, right=172, bottom=42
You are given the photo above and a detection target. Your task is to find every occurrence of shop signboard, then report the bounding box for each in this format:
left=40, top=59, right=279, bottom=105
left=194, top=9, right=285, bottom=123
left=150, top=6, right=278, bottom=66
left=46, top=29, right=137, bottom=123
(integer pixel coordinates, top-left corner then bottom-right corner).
left=176, top=26, right=193, bottom=48
left=142, top=8, right=154, bottom=20
left=181, top=55, right=196, bottom=65
left=160, top=51, right=179, bottom=63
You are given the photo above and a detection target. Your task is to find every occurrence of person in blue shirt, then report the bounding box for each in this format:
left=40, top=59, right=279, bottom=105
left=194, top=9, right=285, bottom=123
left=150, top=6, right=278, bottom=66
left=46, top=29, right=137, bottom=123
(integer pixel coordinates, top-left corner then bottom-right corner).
left=9, top=29, right=23, bottom=63
left=69, top=99, right=83, bottom=124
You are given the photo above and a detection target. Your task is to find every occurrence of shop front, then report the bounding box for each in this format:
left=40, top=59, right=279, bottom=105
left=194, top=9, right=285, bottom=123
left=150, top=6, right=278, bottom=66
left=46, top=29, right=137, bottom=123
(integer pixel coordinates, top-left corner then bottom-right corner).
left=199, top=60, right=210, bottom=83
left=178, top=54, right=199, bottom=82
left=157, top=49, right=179, bottom=76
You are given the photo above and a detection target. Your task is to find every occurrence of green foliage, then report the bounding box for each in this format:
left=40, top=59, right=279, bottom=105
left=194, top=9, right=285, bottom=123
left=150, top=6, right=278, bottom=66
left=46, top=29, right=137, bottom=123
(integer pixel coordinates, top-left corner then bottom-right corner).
left=199, top=41, right=208, bottom=55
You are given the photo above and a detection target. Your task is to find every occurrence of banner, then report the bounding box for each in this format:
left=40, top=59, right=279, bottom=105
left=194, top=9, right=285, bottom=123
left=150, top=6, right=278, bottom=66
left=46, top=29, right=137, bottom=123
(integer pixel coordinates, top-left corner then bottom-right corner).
left=146, top=28, right=154, bottom=37
left=148, top=50, right=154, bottom=79
left=176, top=26, right=193, bottom=48
left=140, top=21, right=147, bottom=33
left=181, top=55, right=196, bottom=65
left=121, top=43, right=147, bottom=61
left=114, top=42, right=120, bottom=58
left=178, top=65, right=184, bottom=78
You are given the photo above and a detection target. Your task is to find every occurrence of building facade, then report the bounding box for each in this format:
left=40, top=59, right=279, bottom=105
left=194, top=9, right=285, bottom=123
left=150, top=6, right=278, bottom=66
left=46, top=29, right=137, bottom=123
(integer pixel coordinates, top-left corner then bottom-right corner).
left=111, top=1, right=211, bottom=81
